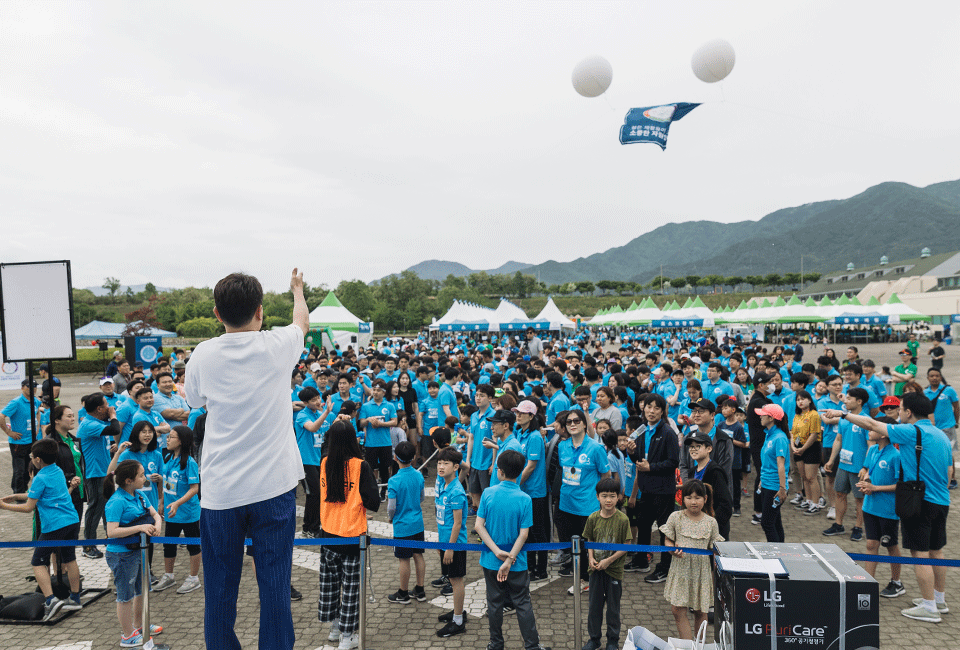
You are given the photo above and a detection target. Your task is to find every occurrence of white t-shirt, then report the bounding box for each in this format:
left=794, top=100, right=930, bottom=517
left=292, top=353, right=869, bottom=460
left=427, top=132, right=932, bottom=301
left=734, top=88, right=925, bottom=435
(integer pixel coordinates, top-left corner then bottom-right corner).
left=185, top=324, right=305, bottom=510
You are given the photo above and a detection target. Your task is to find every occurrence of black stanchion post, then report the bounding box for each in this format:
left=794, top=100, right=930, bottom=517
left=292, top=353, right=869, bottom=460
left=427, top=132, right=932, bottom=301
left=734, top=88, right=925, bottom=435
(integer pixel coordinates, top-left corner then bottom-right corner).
left=140, top=532, right=170, bottom=650
left=572, top=536, right=582, bottom=650
left=359, top=535, right=371, bottom=650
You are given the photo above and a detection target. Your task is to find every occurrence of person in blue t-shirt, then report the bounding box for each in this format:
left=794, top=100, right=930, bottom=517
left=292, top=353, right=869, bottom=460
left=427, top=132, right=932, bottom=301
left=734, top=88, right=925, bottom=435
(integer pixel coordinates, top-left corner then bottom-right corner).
left=924, top=368, right=959, bottom=489
left=823, top=387, right=869, bottom=541
left=1, top=380, right=44, bottom=494
left=295, top=388, right=333, bottom=536
left=157, top=426, right=202, bottom=594
left=358, top=380, right=398, bottom=495
left=475, top=450, right=545, bottom=650
left=822, top=392, right=953, bottom=622
left=855, top=423, right=904, bottom=598
left=433, top=447, right=469, bottom=637
left=76, top=393, right=121, bottom=558
left=129, top=388, right=170, bottom=451
left=386, top=442, right=426, bottom=605
left=756, top=403, right=790, bottom=543
left=513, top=400, right=549, bottom=581
left=484, top=410, right=522, bottom=488
left=104, top=459, right=163, bottom=646
left=0, top=439, right=83, bottom=618
left=464, top=385, right=496, bottom=512
left=558, top=410, right=611, bottom=589
left=115, top=379, right=145, bottom=444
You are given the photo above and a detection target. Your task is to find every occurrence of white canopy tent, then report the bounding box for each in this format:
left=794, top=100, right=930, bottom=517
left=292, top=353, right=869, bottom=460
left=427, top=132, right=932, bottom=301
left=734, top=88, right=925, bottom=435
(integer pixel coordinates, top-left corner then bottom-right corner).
left=307, top=291, right=373, bottom=350
left=533, top=297, right=576, bottom=331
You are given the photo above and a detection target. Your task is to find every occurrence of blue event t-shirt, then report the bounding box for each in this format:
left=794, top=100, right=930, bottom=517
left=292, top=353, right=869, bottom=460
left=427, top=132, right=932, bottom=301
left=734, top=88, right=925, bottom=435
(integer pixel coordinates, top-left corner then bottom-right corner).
left=359, top=399, right=397, bottom=448
left=469, top=406, right=495, bottom=471
left=546, top=392, right=571, bottom=426
left=925, top=385, right=959, bottom=431
left=2, top=394, right=43, bottom=445
left=294, top=407, right=324, bottom=466
left=861, top=443, right=900, bottom=521
left=835, top=415, right=869, bottom=473
left=817, top=395, right=844, bottom=448
left=130, top=407, right=167, bottom=448
left=153, top=390, right=190, bottom=432
left=759, top=428, right=790, bottom=491
left=104, top=489, right=150, bottom=554
left=163, top=455, right=200, bottom=523
left=437, top=384, right=460, bottom=419
left=435, top=475, right=468, bottom=544
left=477, top=480, right=532, bottom=572
left=558, top=435, right=610, bottom=516
left=517, top=427, right=547, bottom=498
left=116, top=399, right=140, bottom=444
left=843, top=382, right=880, bottom=414
left=489, top=435, right=523, bottom=487
left=387, top=466, right=425, bottom=537
left=119, top=448, right=164, bottom=510
left=187, top=406, right=206, bottom=430
left=421, top=395, right=441, bottom=432
left=76, top=415, right=113, bottom=479
left=888, top=420, right=953, bottom=507
left=28, top=464, right=79, bottom=533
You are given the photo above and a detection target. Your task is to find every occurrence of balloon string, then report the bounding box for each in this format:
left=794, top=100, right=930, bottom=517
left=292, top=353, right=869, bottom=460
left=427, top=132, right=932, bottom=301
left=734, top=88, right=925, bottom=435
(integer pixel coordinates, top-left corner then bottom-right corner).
left=722, top=100, right=908, bottom=142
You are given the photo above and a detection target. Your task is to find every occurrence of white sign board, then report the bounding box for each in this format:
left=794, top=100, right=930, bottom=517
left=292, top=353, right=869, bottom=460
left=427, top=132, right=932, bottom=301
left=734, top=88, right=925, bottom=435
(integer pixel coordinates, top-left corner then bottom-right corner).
left=0, top=261, right=76, bottom=361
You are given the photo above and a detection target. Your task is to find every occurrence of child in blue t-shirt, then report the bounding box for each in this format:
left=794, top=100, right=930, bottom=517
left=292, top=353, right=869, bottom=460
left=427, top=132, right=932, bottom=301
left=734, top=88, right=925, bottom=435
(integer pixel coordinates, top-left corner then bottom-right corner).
left=386, top=442, right=426, bottom=604
left=719, top=399, right=748, bottom=515
left=156, top=426, right=201, bottom=594
left=434, top=447, right=469, bottom=637
left=856, top=423, right=904, bottom=597
left=0, top=439, right=83, bottom=619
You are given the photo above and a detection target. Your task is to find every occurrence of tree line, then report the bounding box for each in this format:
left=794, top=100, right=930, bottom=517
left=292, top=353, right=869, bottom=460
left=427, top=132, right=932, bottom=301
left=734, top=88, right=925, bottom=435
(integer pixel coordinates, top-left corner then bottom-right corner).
left=71, top=269, right=823, bottom=337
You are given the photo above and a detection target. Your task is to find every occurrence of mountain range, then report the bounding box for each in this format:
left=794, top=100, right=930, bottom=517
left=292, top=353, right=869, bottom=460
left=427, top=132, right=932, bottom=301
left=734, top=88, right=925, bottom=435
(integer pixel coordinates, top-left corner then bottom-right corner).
left=393, top=178, right=960, bottom=285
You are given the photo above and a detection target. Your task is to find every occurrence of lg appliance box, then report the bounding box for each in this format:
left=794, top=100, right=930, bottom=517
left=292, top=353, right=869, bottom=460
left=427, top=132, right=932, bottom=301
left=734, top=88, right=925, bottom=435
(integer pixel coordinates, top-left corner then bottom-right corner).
left=713, top=542, right=879, bottom=650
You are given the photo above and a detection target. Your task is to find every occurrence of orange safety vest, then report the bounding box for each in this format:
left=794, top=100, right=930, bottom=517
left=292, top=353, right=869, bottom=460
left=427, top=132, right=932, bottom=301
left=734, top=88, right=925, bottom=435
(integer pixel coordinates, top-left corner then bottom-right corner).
left=319, top=457, right=367, bottom=537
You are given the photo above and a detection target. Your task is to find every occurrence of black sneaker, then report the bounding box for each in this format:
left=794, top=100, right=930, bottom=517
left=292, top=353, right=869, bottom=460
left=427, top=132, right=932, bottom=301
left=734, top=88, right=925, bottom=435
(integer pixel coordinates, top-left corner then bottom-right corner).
left=431, top=575, right=450, bottom=589
left=436, top=620, right=466, bottom=637
left=82, top=547, right=103, bottom=559
left=732, top=508, right=741, bottom=517
left=850, top=527, right=864, bottom=542
left=557, top=565, right=574, bottom=578
left=413, top=586, right=427, bottom=602
left=440, top=583, right=453, bottom=596
left=822, top=523, right=846, bottom=536
left=290, top=586, right=302, bottom=601
left=581, top=641, right=601, bottom=650
left=880, top=581, right=906, bottom=598
left=530, top=571, right=549, bottom=583
left=438, top=610, right=455, bottom=623
left=388, top=590, right=411, bottom=604
left=750, top=514, right=762, bottom=526
left=624, top=559, right=650, bottom=574
left=644, top=570, right=668, bottom=584
left=379, top=486, right=387, bottom=501
left=503, top=603, right=515, bottom=614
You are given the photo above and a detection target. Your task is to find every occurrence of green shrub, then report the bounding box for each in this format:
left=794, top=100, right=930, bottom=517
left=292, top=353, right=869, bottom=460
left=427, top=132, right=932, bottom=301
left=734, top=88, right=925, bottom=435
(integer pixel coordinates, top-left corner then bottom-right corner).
left=178, top=317, right=223, bottom=338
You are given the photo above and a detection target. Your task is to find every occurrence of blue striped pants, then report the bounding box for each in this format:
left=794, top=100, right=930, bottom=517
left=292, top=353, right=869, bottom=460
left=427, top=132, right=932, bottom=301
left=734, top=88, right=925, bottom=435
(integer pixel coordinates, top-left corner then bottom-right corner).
left=200, top=488, right=296, bottom=650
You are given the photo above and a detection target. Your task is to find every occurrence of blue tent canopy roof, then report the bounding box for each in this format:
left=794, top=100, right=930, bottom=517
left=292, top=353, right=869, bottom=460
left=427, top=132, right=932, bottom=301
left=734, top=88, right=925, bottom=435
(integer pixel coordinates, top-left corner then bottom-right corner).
left=74, top=320, right=177, bottom=339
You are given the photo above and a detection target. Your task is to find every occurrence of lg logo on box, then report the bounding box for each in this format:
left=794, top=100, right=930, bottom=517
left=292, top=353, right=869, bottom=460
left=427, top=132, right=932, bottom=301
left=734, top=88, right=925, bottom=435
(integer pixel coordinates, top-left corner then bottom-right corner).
left=745, top=588, right=781, bottom=605
left=858, top=593, right=871, bottom=610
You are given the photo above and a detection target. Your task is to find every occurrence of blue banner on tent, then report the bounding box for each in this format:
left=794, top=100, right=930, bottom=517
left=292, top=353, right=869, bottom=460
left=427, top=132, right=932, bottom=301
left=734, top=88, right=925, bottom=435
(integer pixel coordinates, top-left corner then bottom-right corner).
left=499, top=321, right=550, bottom=331
left=619, top=102, right=700, bottom=150
left=439, top=323, right=489, bottom=332
left=652, top=319, right=704, bottom=328
left=951, top=315, right=960, bottom=324
left=831, top=316, right=889, bottom=325
left=359, top=322, right=372, bottom=333
left=135, top=336, right=161, bottom=367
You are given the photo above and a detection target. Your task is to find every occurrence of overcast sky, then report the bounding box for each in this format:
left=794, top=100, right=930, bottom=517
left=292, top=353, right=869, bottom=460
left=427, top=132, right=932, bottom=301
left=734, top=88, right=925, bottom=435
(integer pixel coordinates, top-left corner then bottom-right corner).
left=3, top=2, right=959, bottom=292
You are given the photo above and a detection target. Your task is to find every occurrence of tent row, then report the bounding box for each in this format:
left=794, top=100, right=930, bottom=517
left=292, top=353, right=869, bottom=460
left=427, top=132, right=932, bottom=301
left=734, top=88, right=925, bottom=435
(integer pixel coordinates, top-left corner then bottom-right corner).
left=429, top=298, right=576, bottom=333
left=584, top=293, right=930, bottom=328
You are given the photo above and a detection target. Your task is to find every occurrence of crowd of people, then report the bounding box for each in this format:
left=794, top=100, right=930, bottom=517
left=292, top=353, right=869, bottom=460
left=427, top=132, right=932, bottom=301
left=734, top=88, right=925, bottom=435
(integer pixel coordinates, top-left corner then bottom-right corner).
left=1, top=272, right=956, bottom=648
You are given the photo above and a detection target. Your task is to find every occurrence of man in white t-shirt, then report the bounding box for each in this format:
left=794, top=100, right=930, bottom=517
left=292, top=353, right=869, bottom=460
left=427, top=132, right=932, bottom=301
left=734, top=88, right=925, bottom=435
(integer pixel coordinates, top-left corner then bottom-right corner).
left=185, top=269, right=308, bottom=650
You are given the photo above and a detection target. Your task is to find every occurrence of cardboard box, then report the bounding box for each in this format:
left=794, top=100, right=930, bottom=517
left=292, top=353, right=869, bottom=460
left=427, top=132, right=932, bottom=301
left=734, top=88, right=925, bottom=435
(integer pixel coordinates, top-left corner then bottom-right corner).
left=714, top=542, right=879, bottom=649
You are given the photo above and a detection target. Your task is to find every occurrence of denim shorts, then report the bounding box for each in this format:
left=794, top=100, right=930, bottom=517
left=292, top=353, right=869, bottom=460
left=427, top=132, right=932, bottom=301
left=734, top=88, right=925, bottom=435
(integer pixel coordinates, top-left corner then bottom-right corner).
left=106, top=550, right=143, bottom=603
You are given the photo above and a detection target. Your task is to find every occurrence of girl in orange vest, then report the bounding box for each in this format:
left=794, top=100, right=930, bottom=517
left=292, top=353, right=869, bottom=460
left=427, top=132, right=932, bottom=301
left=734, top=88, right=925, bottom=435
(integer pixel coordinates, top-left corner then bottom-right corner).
left=318, top=420, right=381, bottom=650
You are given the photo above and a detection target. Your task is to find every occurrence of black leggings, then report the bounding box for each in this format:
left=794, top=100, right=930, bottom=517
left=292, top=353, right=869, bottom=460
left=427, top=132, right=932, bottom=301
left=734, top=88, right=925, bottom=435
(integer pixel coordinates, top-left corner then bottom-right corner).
left=526, top=496, right=549, bottom=575
left=760, top=488, right=785, bottom=543
left=365, top=446, right=393, bottom=484
left=163, top=520, right=201, bottom=558
left=557, top=509, right=589, bottom=582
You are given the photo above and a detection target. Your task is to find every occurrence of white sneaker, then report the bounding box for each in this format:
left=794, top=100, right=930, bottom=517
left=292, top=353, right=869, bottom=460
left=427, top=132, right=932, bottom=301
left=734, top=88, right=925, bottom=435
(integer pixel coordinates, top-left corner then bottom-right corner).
left=817, top=497, right=827, bottom=508
left=153, top=574, right=177, bottom=591
left=176, top=577, right=201, bottom=594
left=338, top=631, right=359, bottom=650
left=789, top=493, right=804, bottom=505
left=901, top=604, right=941, bottom=623
left=826, top=507, right=836, bottom=520
left=328, top=622, right=342, bottom=642
left=912, top=598, right=949, bottom=613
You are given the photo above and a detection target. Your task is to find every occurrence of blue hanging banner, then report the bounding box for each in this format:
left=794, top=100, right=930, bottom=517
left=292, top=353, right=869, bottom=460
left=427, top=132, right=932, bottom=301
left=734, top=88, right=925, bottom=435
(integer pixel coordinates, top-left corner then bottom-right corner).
left=619, top=103, right=701, bottom=150
left=135, top=336, right=161, bottom=367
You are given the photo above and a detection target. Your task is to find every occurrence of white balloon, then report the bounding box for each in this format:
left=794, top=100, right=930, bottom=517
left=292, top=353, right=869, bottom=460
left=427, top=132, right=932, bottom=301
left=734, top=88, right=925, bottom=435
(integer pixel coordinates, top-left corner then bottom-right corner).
left=572, top=55, right=613, bottom=98
left=691, top=39, right=735, bottom=83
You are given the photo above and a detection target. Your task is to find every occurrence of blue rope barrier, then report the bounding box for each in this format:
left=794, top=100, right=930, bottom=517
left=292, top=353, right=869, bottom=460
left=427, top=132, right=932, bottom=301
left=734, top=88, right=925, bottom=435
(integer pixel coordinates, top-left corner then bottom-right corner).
left=1, top=536, right=958, bottom=567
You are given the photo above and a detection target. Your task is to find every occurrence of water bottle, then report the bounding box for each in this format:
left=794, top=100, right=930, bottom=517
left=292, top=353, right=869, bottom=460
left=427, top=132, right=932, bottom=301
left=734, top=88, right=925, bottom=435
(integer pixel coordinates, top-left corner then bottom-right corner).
left=772, top=495, right=781, bottom=508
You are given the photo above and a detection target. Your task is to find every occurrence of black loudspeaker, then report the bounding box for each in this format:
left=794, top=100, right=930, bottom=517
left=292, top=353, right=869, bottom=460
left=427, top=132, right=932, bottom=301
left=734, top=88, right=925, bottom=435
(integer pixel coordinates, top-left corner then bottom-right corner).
left=124, top=336, right=136, bottom=365
left=98, top=341, right=109, bottom=351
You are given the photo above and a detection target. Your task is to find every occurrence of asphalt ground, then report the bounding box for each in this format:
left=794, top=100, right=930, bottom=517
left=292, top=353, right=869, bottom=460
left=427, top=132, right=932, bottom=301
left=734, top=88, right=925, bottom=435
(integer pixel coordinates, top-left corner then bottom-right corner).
left=0, top=341, right=957, bottom=649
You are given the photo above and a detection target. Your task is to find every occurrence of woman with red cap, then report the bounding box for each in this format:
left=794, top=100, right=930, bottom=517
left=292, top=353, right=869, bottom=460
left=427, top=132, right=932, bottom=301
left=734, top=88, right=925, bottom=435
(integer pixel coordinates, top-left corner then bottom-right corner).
left=756, top=403, right=790, bottom=542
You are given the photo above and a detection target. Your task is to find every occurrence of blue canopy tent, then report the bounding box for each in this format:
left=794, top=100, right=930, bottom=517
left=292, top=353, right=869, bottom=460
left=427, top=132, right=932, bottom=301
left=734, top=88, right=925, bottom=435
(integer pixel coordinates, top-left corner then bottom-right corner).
left=74, top=320, right=178, bottom=339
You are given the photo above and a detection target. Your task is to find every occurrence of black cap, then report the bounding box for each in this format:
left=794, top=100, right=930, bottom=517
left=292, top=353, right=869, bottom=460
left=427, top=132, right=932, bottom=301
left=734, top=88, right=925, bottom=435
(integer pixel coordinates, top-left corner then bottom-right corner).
left=21, top=379, right=37, bottom=388
left=687, top=398, right=716, bottom=413
left=38, top=364, right=49, bottom=372
left=684, top=432, right=714, bottom=447
left=487, top=410, right=516, bottom=425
